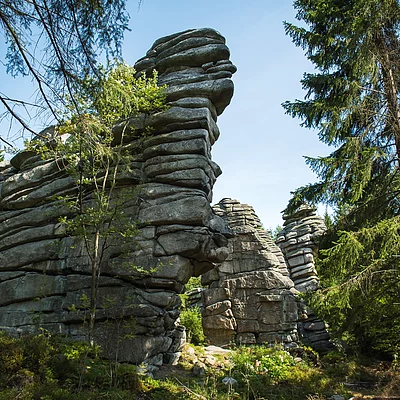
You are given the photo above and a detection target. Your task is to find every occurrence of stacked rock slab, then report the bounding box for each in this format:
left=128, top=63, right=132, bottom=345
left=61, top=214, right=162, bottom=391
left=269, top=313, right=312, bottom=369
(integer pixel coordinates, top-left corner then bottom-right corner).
left=276, top=205, right=325, bottom=293
left=0, top=28, right=236, bottom=365
left=201, top=199, right=300, bottom=347
left=276, top=205, right=333, bottom=352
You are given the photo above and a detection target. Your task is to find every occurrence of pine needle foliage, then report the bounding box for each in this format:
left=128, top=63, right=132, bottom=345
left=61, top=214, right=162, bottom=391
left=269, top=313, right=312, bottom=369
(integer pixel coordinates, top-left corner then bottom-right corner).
left=284, top=0, right=400, bottom=356
left=0, top=0, right=131, bottom=145
left=309, top=217, right=400, bottom=354
left=284, top=0, right=400, bottom=214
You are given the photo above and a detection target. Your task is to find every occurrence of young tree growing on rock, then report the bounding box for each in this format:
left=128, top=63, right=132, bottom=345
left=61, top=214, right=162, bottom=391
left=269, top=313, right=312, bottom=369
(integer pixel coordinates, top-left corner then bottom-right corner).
left=28, top=63, right=167, bottom=343
left=283, top=0, right=400, bottom=356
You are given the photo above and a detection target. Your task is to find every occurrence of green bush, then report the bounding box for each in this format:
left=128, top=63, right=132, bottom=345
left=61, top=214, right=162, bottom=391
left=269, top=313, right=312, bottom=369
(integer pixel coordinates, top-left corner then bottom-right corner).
left=0, top=333, right=24, bottom=385
left=184, top=276, right=202, bottom=292
left=20, top=333, right=54, bottom=380
left=180, top=307, right=204, bottom=345
left=231, top=345, right=296, bottom=382
left=0, top=332, right=142, bottom=399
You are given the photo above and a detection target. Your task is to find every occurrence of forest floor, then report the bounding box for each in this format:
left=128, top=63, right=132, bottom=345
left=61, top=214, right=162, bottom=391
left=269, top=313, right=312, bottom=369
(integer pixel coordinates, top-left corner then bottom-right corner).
left=0, top=333, right=399, bottom=399
left=139, top=344, right=400, bottom=400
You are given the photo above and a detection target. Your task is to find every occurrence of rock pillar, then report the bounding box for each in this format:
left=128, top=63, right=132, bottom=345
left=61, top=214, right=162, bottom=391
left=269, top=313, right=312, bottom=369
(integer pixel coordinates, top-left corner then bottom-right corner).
left=201, top=199, right=300, bottom=347
left=0, top=28, right=236, bottom=365
left=276, top=205, right=334, bottom=352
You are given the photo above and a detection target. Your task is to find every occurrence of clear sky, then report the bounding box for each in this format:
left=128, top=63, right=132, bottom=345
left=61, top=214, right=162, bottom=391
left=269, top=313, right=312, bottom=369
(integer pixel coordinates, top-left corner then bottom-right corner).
left=123, top=0, right=331, bottom=229
left=0, top=0, right=331, bottom=229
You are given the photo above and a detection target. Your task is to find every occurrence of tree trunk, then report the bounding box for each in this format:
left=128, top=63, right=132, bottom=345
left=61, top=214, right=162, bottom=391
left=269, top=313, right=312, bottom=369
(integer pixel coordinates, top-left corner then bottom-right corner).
left=377, top=28, right=400, bottom=168
left=89, top=229, right=100, bottom=345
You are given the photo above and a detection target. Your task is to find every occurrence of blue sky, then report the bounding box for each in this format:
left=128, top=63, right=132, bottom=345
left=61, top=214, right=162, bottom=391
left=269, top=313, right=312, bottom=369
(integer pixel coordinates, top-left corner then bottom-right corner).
left=0, top=1, right=331, bottom=228
left=123, top=0, right=331, bottom=228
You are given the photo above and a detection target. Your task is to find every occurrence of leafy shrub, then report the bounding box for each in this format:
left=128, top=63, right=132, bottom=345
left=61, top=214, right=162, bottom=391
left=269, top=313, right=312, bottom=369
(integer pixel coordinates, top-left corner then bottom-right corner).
left=231, top=345, right=296, bottom=382
left=20, top=333, right=54, bottom=380
left=0, top=333, right=24, bottom=385
left=114, top=363, right=141, bottom=390
left=184, top=276, right=203, bottom=292
left=180, top=307, right=204, bottom=345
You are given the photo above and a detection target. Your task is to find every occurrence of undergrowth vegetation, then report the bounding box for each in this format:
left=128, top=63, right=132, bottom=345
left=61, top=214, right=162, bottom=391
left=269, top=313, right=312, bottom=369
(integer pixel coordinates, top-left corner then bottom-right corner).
left=179, top=277, right=205, bottom=345
left=0, top=331, right=139, bottom=400
left=0, top=331, right=399, bottom=399
left=179, top=307, right=205, bottom=345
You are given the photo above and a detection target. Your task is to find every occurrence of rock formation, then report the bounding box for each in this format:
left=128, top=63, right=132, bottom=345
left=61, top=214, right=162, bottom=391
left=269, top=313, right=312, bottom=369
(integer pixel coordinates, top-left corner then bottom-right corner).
left=277, top=205, right=333, bottom=352
left=201, top=199, right=300, bottom=347
left=0, top=28, right=236, bottom=365
left=276, top=205, right=326, bottom=293
left=199, top=199, right=333, bottom=352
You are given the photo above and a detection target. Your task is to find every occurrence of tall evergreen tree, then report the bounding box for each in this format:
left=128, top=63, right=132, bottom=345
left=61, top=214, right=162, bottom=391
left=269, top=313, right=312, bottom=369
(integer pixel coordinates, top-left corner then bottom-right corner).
left=284, top=0, right=400, bottom=356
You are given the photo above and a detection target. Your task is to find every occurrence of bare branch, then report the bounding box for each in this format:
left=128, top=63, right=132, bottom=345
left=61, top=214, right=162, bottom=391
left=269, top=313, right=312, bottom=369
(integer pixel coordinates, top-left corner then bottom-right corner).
left=32, top=0, right=80, bottom=114
left=0, top=95, right=38, bottom=137
left=0, top=8, right=59, bottom=123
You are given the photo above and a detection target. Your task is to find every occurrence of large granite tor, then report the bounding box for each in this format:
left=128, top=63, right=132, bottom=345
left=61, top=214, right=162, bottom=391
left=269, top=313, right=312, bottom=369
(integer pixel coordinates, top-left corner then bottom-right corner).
left=0, top=28, right=236, bottom=365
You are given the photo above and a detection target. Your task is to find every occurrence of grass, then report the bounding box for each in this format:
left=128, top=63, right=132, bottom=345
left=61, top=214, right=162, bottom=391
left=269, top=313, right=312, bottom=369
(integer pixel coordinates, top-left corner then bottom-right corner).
left=0, top=332, right=399, bottom=399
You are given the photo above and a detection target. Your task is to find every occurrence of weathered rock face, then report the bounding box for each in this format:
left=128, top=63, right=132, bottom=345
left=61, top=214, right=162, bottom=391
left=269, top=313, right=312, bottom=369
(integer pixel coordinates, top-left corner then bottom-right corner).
left=201, top=199, right=300, bottom=347
left=0, top=28, right=236, bottom=365
left=277, top=205, right=334, bottom=352
left=276, top=205, right=326, bottom=293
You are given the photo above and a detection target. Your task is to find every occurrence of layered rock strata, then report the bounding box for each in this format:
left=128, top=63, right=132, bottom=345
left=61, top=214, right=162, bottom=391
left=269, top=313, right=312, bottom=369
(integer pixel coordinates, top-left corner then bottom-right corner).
left=0, top=28, right=236, bottom=365
left=186, top=287, right=205, bottom=309
left=276, top=205, right=326, bottom=293
left=201, top=199, right=300, bottom=347
left=277, top=205, right=333, bottom=352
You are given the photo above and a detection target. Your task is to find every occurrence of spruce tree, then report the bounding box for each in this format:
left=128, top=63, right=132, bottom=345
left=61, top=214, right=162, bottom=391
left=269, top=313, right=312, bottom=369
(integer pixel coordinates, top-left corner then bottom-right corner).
left=284, top=0, right=400, bottom=356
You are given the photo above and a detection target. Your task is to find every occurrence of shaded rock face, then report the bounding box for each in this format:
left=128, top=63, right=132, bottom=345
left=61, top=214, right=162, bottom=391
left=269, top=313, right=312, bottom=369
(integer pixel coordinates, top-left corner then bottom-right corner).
left=0, top=28, right=236, bottom=365
left=277, top=205, right=334, bottom=352
left=201, top=199, right=300, bottom=347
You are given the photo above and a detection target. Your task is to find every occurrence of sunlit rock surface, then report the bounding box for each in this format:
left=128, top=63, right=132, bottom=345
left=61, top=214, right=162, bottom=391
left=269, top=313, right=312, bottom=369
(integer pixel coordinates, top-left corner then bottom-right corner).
left=199, top=199, right=333, bottom=353
left=0, top=28, right=236, bottom=365
left=201, top=199, right=300, bottom=347
left=276, top=205, right=326, bottom=293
